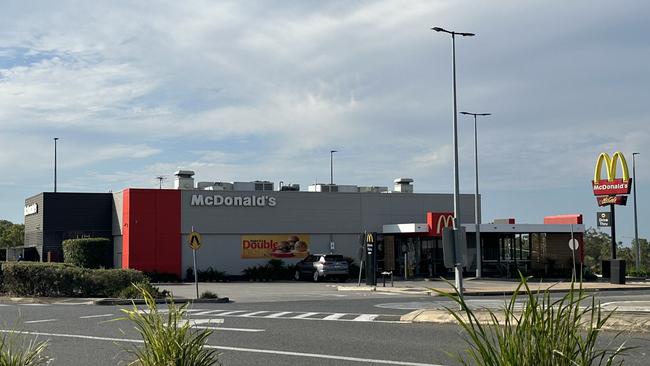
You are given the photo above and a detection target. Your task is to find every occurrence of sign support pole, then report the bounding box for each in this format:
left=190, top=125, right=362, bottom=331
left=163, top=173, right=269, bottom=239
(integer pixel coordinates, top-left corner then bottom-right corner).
left=610, top=204, right=617, bottom=260
left=192, top=225, right=199, bottom=299
left=570, top=224, right=576, bottom=282
left=357, top=260, right=364, bottom=286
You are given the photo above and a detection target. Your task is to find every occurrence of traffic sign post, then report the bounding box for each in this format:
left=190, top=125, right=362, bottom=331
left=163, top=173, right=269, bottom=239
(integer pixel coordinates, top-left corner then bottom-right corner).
left=568, top=224, right=579, bottom=281
left=189, top=227, right=202, bottom=299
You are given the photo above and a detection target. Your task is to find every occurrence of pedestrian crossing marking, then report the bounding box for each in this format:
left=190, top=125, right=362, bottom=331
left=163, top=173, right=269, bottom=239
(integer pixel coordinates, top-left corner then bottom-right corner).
left=265, top=311, right=292, bottom=318
left=352, top=314, right=379, bottom=321
left=240, top=311, right=269, bottom=317
left=184, top=309, right=401, bottom=323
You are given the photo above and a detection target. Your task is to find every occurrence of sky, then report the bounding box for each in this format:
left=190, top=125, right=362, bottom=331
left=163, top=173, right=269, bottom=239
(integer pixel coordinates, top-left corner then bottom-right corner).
left=0, top=0, right=648, bottom=243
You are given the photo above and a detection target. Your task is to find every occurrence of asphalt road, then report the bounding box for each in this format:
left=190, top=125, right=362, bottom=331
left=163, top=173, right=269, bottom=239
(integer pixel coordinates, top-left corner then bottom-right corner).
left=0, top=284, right=649, bottom=365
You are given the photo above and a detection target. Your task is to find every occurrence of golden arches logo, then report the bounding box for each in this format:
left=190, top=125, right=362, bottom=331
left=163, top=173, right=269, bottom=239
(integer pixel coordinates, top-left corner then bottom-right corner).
left=436, top=214, right=454, bottom=234
left=594, top=151, right=629, bottom=182
left=366, top=233, right=374, bottom=244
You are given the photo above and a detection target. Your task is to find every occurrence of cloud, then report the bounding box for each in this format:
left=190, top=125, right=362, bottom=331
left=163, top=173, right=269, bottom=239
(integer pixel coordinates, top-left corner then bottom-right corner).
left=0, top=0, right=648, bottom=239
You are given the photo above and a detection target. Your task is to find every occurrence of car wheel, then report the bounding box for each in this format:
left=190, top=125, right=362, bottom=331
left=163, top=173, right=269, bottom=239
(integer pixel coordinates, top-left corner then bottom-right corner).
left=312, top=271, right=320, bottom=282
left=294, top=270, right=301, bottom=281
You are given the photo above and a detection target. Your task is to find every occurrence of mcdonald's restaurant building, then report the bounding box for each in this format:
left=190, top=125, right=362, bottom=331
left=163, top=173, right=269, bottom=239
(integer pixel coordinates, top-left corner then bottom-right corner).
left=20, top=172, right=584, bottom=279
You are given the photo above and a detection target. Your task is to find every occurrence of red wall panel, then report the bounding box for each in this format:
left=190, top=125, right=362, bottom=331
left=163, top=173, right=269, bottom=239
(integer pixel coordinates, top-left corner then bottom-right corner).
left=543, top=214, right=583, bottom=225
left=122, top=189, right=181, bottom=277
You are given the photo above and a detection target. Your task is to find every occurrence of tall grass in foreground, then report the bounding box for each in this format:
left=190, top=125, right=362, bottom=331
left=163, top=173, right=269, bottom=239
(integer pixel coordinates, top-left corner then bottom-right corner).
left=120, top=285, right=221, bottom=366
left=437, top=274, right=630, bottom=366
left=0, top=331, right=49, bottom=366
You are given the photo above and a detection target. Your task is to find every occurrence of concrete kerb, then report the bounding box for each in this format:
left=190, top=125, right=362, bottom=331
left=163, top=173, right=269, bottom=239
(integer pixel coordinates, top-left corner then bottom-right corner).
left=400, top=309, right=650, bottom=333
left=93, top=297, right=230, bottom=306
left=0, top=296, right=230, bottom=306
left=338, top=281, right=650, bottom=297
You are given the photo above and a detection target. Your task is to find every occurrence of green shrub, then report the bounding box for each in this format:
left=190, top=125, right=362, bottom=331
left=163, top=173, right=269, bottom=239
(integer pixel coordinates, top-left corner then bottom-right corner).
left=197, top=267, right=227, bottom=282
left=144, top=271, right=180, bottom=283
left=0, top=330, right=49, bottom=366
left=84, top=268, right=149, bottom=297
left=116, top=281, right=169, bottom=299
left=436, top=273, right=631, bottom=366
left=200, top=291, right=219, bottom=299
left=120, top=285, right=221, bottom=366
left=0, top=262, right=148, bottom=297
left=62, top=237, right=112, bottom=269
left=242, top=260, right=295, bottom=281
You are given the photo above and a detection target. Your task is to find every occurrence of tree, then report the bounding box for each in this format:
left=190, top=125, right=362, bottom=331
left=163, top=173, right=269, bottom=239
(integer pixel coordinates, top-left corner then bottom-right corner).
left=583, top=228, right=611, bottom=273
left=628, top=238, right=650, bottom=272
left=584, top=227, right=649, bottom=274
left=0, top=220, right=24, bottom=248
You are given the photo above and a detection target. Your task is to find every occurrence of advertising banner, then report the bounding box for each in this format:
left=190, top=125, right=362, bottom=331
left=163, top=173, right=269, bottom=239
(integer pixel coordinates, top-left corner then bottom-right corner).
left=241, top=234, right=310, bottom=259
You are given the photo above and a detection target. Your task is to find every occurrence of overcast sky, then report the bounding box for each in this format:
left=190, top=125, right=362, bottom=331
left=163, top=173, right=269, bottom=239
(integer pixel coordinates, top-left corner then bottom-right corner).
left=0, top=1, right=647, bottom=242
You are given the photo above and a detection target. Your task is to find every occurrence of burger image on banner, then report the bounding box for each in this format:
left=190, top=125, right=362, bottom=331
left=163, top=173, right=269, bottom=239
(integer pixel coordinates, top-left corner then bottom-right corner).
left=241, top=234, right=310, bottom=259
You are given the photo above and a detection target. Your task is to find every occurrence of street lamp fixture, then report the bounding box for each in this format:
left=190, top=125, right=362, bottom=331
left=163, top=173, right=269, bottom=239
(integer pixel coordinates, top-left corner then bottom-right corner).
left=432, top=26, right=475, bottom=296
left=460, top=111, right=491, bottom=278
left=54, top=137, right=59, bottom=193
left=330, top=150, right=338, bottom=185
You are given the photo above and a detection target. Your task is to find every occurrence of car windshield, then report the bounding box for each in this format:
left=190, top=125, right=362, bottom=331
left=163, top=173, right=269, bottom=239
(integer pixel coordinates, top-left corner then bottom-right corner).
left=324, top=255, right=345, bottom=262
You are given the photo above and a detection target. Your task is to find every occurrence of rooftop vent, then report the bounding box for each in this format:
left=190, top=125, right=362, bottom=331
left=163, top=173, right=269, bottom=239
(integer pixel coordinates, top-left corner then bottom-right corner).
left=174, top=170, right=195, bottom=190
left=393, top=178, right=414, bottom=193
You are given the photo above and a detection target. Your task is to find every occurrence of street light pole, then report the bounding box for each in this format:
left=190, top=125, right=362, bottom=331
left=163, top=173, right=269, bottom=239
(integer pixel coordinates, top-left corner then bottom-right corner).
left=432, top=26, right=475, bottom=295
left=330, top=150, right=337, bottom=185
left=54, top=137, right=59, bottom=193
left=460, top=111, right=491, bottom=278
left=633, top=152, right=640, bottom=271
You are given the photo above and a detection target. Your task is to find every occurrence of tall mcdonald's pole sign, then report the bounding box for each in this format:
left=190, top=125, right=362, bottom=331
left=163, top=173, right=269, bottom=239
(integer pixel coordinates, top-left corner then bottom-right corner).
left=592, top=151, right=633, bottom=263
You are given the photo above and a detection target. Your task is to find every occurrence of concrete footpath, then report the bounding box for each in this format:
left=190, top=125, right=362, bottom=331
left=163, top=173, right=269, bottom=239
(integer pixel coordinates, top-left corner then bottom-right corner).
left=339, top=278, right=650, bottom=332
left=337, top=277, right=650, bottom=296
left=400, top=308, right=650, bottom=333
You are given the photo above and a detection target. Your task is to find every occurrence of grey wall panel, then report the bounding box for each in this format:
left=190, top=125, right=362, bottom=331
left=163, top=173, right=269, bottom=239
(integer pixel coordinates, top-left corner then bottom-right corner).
left=180, top=191, right=477, bottom=236
left=112, top=191, right=124, bottom=235
left=180, top=233, right=359, bottom=275
left=113, top=236, right=123, bottom=268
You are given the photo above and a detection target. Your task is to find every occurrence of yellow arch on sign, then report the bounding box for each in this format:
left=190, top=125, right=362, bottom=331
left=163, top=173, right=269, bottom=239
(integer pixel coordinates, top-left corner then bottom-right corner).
left=594, top=151, right=629, bottom=182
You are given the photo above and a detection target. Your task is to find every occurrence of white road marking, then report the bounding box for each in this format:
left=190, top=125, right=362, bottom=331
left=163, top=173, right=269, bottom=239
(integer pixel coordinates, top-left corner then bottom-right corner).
left=194, top=326, right=265, bottom=332
left=352, top=314, right=378, bottom=322
left=322, top=313, right=346, bottom=320
left=22, top=304, right=49, bottom=306
left=0, top=330, right=446, bottom=366
left=24, top=319, right=57, bottom=324
left=240, top=311, right=269, bottom=317
left=193, top=310, right=244, bottom=316
left=79, top=314, right=114, bottom=319
left=265, top=311, right=292, bottom=318
left=186, top=310, right=400, bottom=323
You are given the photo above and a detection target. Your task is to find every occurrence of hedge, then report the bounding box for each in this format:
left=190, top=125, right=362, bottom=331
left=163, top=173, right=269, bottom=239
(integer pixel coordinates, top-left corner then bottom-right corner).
left=63, top=237, right=112, bottom=269
left=0, top=262, right=147, bottom=297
